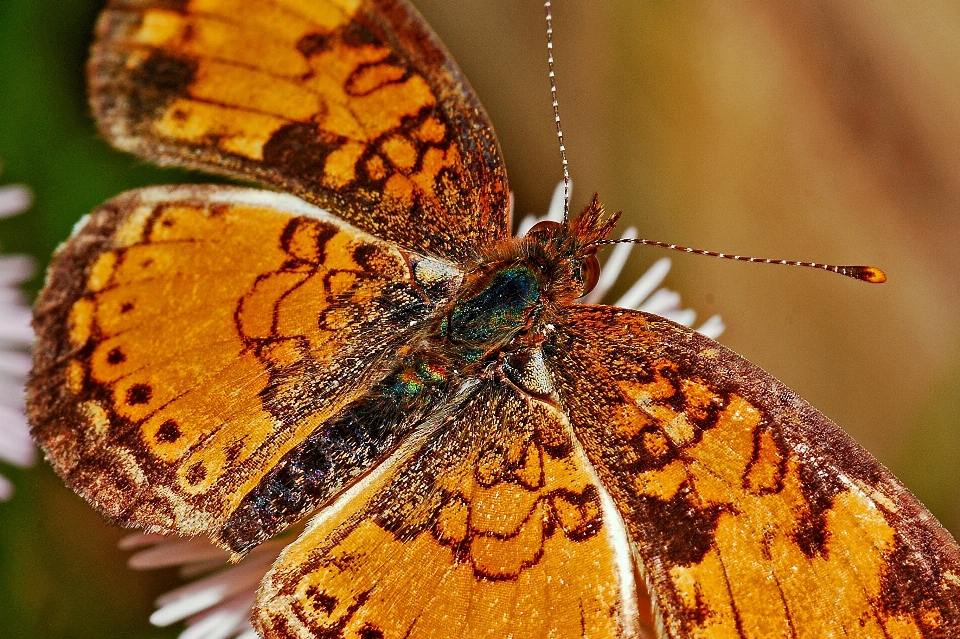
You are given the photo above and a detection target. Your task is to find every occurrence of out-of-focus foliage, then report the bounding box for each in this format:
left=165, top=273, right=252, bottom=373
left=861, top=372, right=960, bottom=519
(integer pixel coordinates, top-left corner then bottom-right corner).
left=1, top=0, right=958, bottom=637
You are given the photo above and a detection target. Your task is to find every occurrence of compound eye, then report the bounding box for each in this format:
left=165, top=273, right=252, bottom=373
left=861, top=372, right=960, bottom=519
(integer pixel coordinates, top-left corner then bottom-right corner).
left=526, top=220, right=562, bottom=241
left=578, top=254, right=601, bottom=297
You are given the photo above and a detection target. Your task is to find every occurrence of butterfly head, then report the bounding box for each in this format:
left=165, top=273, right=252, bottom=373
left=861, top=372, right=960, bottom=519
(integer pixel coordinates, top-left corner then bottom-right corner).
left=524, top=194, right=620, bottom=302
left=442, top=196, right=617, bottom=362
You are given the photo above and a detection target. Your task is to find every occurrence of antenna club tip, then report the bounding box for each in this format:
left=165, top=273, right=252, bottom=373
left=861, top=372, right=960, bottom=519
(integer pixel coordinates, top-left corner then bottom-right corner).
left=857, top=266, right=887, bottom=283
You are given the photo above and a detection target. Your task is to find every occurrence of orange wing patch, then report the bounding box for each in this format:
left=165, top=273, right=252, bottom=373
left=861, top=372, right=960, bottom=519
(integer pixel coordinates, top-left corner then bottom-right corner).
left=89, top=0, right=509, bottom=261
left=549, top=306, right=960, bottom=638
left=255, top=382, right=645, bottom=639
left=29, top=185, right=448, bottom=546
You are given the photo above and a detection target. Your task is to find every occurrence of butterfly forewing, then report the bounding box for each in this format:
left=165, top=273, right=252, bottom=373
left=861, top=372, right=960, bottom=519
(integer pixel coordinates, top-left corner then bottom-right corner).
left=546, top=305, right=960, bottom=638
left=28, top=185, right=456, bottom=550
left=89, top=0, right=509, bottom=261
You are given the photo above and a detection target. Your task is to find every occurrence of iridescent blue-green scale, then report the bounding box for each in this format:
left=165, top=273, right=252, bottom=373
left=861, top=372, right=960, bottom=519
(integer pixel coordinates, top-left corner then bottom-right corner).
left=447, top=265, right=541, bottom=352
left=385, top=357, right=449, bottom=401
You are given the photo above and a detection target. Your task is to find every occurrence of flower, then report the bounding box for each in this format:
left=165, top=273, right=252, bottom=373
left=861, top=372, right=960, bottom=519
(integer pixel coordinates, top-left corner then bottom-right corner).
left=121, top=533, right=282, bottom=639
left=123, top=183, right=724, bottom=639
left=0, top=183, right=36, bottom=500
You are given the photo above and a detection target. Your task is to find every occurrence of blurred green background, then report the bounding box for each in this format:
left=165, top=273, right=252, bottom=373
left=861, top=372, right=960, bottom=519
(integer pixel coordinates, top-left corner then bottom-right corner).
left=2, top=0, right=960, bottom=636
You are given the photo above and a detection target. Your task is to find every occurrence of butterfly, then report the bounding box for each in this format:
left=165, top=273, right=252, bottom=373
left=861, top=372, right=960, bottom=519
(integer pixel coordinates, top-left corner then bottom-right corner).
left=27, top=0, right=960, bottom=637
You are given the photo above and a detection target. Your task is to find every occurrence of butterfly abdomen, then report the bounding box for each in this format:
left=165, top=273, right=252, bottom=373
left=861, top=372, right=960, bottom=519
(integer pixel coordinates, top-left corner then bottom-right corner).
left=223, top=362, right=454, bottom=554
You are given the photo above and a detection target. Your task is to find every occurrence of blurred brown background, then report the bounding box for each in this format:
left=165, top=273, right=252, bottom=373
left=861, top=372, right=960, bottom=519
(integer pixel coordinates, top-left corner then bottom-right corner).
left=1, top=1, right=959, bottom=637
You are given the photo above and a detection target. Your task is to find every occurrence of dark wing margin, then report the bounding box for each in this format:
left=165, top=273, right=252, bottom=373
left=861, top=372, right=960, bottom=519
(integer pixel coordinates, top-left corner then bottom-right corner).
left=545, top=304, right=960, bottom=638
left=88, top=0, right=509, bottom=261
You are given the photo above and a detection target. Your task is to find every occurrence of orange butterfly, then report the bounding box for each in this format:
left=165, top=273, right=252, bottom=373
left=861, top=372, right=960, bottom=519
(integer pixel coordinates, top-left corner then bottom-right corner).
left=28, top=0, right=960, bottom=637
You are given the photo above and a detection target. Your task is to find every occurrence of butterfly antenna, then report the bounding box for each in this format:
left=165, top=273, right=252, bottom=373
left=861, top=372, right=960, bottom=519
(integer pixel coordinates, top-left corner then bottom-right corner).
left=587, top=237, right=887, bottom=283
left=544, top=0, right=571, bottom=224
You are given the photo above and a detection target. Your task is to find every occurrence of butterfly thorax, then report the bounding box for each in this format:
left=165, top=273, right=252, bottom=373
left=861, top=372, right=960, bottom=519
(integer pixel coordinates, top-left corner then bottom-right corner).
left=382, top=261, right=543, bottom=408
left=383, top=196, right=620, bottom=406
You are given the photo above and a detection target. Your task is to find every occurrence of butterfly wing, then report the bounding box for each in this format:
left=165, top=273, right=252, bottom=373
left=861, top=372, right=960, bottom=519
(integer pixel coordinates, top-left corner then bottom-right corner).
left=28, top=185, right=461, bottom=553
left=546, top=305, right=960, bottom=638
left=89, top=0, right=508, bottom=261
left=253, top=379, right=652, bottom=638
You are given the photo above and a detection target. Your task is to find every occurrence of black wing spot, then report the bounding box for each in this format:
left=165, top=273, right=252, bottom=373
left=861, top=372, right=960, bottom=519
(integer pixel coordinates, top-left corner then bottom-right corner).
left=303, top=586, right=338, bottom=615
left=637, top=484, right=724, bottom=566
left=126, top=383, right=153, bottom=405
left=155, top=419, right=181, bottom=443
left=185, top=461, right=206, bottom=486
left=262, top=123, right=343, bottom=190
left=352, top=243, right=384, bottom=271
left=297, top=32, right=330, bottom=57
left=338, top=22, right=381, bottom=49
left=358, top=625, right=384, bottom=639
left=129, top=50, right=198, bottom=117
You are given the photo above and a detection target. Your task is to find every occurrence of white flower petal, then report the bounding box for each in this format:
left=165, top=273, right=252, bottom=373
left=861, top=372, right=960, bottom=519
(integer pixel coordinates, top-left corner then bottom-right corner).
left=0, top=255, right=35, bottom=284
left=0, top=406, right=35, bottom=466
left=638, top=288, right=682, bottom=315
left=0, top=185, right=32, bottom=219
left=545, top=180, right=567, bottom=223
left=119, top=533, right=171, bottom=550
left=180, top=592, right=257, bottom=639
left=0, top=436, right=35, bottom=467
left=0, top=377, right=26, bottom=404
left=234, top=627, right=259, bottom=639
left=181, top=557, right=239, bottom=579
left=515, top=213, right=539, bottom=237
left=0, top=321, right=34, bottom=344
left=155, top=553, right=274, bottom=611
left=0, top=350, right=31, bottom=377
left=614, top=258, right=672, bottom=310
left=660, top=308, right=697, bottom=327
left=128, top=533, right=289, bottom=633
left=0, top=183, right=34, bottom=501
left=515, top=181, right=568, bottom=236
left=129, top=537, right=230, bottom=569
left=152, top=587, right=227, bottom=627
left=697, top=315, right=726, bottom=340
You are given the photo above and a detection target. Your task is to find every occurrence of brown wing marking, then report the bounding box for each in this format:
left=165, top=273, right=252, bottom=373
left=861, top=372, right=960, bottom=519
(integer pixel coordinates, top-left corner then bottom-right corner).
left=89, top=0, right=509, bottom=260
left=546, top=305, right=960, bottom=638
left=28, top=185, right=447, bottom=545
left=254, top=381, right=642, bottom=639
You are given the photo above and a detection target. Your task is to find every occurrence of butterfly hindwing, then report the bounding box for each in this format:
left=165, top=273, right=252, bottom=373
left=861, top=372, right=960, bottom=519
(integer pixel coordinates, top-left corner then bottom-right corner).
left=546, top=305, right=960, bottom=638
left=28, top=185, right=459, bottom=550
left=89, top=0, right=509, bottom=261
left=254, top=379, right=647, bottom=639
